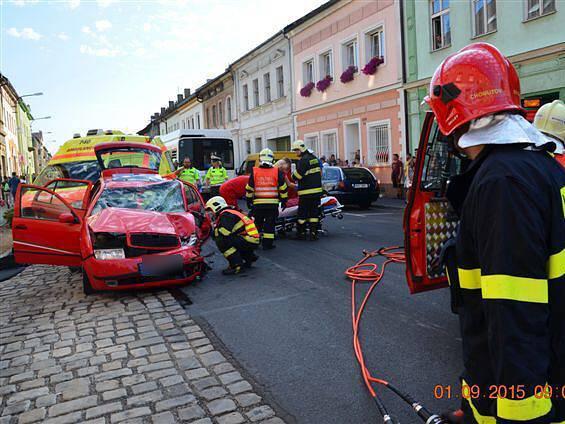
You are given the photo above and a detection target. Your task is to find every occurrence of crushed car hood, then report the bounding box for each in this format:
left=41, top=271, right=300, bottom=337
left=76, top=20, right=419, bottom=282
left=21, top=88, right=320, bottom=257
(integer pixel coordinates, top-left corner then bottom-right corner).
left=88, top=208, right=196, bottom=238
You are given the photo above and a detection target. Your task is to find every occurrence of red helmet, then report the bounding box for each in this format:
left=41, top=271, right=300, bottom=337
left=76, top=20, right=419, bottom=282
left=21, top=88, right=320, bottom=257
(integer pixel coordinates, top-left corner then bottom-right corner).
left=425, top=43, right=523, bottom=136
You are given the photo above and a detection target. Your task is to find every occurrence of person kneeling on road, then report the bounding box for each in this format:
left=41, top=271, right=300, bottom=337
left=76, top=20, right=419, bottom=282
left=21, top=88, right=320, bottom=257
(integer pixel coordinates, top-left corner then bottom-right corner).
left=245, top=148, right=288, bottom=250
left=205, top=196, right=260, bottom=275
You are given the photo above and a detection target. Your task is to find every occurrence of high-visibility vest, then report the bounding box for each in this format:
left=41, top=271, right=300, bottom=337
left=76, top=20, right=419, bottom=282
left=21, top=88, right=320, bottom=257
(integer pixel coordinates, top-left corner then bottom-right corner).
left=216, top=209, right=260, bottom=243
left=253, top=167, right=279, bottom=200
left=179, top=167, right=200, bottom=185
left=206, top=167, right=228, bottom=185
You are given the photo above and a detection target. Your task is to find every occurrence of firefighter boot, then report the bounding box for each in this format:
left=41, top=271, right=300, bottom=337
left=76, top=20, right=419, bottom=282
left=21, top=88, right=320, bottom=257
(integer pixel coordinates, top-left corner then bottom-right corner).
left=242, top=252, right=259, bottom=268
left=222, top=265, right=244, bottom=275
left=309, top=222, right=319, bottom=241
left=296, top=222, right=307, bottom=240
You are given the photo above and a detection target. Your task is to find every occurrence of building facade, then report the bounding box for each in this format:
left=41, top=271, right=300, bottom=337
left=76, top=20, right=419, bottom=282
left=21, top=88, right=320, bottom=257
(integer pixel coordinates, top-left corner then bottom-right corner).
left=232, top=32, right=294, bottom=161
left=199, top=71, right=238, bottom=142
left=32, top=131, right=51, bottom=175
left=403, top=0, right=565, bottom=152
left=16, top=100, right=35, bottom=179
left=0, top=76, right=21, bottom=178
left=287, top=0, right=404, bottom=187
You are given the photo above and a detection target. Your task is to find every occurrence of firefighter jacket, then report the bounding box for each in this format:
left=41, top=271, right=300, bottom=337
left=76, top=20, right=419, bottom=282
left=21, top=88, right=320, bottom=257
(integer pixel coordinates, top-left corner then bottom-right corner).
left=178, top=167, right=200, bottom=185
left=293, top=151, right=323, bottom=197
left=206, top=166, right=228, bottom=185
left=214, top=209, right=260, bottom=246
left=245, top=165, right=288, bottom=207
left=445, top=145, right=565, bottom=424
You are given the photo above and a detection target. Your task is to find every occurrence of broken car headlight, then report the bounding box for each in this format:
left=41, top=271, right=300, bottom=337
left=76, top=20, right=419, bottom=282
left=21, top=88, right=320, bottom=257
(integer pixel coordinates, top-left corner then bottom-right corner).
left=94, top=248, right=125, bottom=260
left=180, top=233, right=198, bottom=247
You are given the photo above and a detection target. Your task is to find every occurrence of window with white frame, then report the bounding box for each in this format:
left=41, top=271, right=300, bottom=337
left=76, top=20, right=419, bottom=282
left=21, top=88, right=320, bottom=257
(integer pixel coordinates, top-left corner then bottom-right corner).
left=321, top=132, right=337, bottom=160
left=263, top=73, right=271, bottom=103
left=342, top=39, right=358, bottom=71
left=319, top=50, right=333, bottom=78
left=303, top=59, right=314, bottom=83
left=252, top=79, right=260, bottom=107
left=304, top=135, right=319, bottom=153
left=525, top=0, right=555, bottom=20
left=242, top=84, right=249, bottom=111
left=226, top=97, right=232, bottom=122
left=276, top=66, right=284, bottom=98
left=196, top=113, right=200, bottom=129
left=365, top=28, right=385, bottom=60
left=367, top=121, right=391, bottom=166
left=218, top=101, right=223, bottom=126
left=212, top=105, right=217, bottom=128
left=430, top=0, right=451, bottom=50
left=245, top=140, right=251, bottom=155
left=473, top=0, right=497, bottom=36
left=254, top=137, right=262, bottom=153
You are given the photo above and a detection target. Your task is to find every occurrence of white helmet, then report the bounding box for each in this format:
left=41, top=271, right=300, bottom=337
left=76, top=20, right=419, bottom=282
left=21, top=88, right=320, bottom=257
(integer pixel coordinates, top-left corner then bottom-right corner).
left=259, top=148, right=274, bottom=166
left=534, top=100, right=565, bottom=143
left=205, top=196, right=228, bottom=214
left=291, top=140, right=307, bottom=153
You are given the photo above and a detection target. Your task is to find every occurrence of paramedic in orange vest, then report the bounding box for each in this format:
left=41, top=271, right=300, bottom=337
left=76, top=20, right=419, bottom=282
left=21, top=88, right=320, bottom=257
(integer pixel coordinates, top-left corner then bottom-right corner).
left=205, top=196, right=260, bottom=275
left=245, top=148, right=288, bottom=249
left=219, top=175, right=250, bottom=208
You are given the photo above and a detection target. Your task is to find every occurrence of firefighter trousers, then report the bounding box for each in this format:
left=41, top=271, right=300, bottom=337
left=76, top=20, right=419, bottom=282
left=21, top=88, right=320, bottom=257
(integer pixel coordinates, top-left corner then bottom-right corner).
left=216, top=236, right=258, bottom=268
left=297, top=195, right=321, bottom=236
left=252, top=206, right=278, bottom=248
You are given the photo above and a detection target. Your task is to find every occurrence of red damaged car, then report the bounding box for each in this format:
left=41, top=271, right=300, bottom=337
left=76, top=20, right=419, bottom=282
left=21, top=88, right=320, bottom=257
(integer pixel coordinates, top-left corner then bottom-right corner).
left=12, top=142, right=211, bottom=294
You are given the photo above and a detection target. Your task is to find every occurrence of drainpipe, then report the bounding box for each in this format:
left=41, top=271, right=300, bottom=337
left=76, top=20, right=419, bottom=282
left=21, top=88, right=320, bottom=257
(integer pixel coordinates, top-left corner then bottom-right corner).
left=399, top=0, right=410, bottom=157
left=283, top=31, right=297, bottom=141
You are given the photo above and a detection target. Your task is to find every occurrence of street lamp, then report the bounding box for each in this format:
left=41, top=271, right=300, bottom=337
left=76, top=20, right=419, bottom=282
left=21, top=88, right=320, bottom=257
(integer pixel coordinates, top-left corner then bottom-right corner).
left=19, top=92, right=43, bottom=99
left=31, top=116, right=51, bottom=121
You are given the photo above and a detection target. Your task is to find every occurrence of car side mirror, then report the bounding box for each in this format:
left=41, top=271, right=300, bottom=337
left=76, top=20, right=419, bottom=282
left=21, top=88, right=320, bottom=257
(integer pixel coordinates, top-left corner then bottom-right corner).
left=59, top=212, right=77, bottom=224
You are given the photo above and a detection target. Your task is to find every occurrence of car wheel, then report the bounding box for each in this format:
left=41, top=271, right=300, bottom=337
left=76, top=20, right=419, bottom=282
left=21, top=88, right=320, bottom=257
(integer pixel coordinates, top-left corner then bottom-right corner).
left=82, top=269, right=95, bottom=295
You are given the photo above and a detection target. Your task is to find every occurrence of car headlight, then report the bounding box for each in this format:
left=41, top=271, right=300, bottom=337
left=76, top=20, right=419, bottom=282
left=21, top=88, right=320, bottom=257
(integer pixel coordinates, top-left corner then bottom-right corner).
left=94, top=248, right=125, bottom=260
left=181, top=233, right=198, bottom=247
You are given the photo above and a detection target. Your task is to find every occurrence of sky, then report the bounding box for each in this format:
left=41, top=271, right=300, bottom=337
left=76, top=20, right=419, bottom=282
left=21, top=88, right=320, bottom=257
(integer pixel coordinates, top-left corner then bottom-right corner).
left=1, top=0, right=326, bottom=154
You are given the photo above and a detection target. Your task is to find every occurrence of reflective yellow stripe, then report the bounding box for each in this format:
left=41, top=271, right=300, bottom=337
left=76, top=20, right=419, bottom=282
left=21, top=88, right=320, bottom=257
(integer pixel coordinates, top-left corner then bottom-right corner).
left=244, top=235, right=260, bottom=244
left=298, top=187, right=322, bottom=196
left=498, top=390, right=552, bottom=421
left=253, top=198, right=279, bottom=204
left=280, top=183, right=288, bottom=190
left=458, top=268, right=482, bottom=290
left=308, top=217, right=319, bottom=223
left=298, top=219, right=306, bottom=224
left=461, top=380, right=496, bottom=424
left=280, top=192, right=288, bottom=199
left=232, top=221, right=244, bottom=232
left=218, top=227, right=231, bottom=236
left=481, top=275, right=548, bottom=303
left=309, top=159, right=319, bottom=165
left=246, top=193, right=253, bottom=198
left=262, top=233, right=275, bottom=239
left=245, top=184, right=254, bottom=192
left=293, top=171, right=302, bottom=180
left=305, top=167, right=321, bottom=175
left=548, top=248, right=564, bottom=279
left=223, top=247, right=236, bottom=258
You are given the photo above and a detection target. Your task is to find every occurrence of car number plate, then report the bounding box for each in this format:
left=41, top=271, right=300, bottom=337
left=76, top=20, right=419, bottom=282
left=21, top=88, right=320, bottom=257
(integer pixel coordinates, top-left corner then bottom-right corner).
left=139, top=254, right=183, bottom=277
left=353, top=184, right=369, bottom=188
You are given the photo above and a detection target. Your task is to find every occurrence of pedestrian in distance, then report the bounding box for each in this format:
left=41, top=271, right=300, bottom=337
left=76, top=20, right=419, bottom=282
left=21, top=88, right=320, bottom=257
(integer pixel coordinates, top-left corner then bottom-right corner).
left=175, top=157, right=201, bottom=186
left=328, top=154, right=338, bottom=166
left=8, top=172, right=20, bottom=206
left=391, top=153, right=403, bottom=199
left=291, top=140, right=323, bottom=241
left=205, top=196, right=260, bottom=275
left=404, top=152, right=415, bottom=202
left=245, top=148, right=288, bottom=249
left=427, top=42, right=565, bottom=423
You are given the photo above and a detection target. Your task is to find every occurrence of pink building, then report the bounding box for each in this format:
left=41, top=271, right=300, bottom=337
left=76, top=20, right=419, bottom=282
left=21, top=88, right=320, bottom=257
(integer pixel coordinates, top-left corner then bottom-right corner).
left=287, top=0, right=404, bottom=189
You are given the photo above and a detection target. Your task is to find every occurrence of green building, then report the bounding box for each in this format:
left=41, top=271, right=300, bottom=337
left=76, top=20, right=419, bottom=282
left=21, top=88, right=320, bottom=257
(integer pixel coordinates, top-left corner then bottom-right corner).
left=403, top=0, right=564, bottom=152
left=16, top=99, right=35, bottom=179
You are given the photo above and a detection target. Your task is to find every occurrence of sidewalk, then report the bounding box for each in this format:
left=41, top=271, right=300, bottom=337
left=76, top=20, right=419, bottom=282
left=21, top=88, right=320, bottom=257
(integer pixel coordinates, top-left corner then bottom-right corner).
left=0, top=265, right=285, bottom=424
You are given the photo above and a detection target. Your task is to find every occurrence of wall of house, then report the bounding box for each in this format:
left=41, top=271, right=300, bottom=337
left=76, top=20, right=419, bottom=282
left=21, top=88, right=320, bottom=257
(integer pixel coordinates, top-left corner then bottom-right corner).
left=164, top=101, right=203, bottom=134
left=202, top=78, right=237, bottom=131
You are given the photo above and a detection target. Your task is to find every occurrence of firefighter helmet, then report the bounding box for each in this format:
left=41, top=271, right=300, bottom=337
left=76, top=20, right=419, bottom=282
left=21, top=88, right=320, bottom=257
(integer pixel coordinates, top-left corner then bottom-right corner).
left=259, top=148, right=274, bottom=165
left=292, top=140, right=307, bottom=152
left=205, top=196, right=228, bottom=214
left=534, top=100, right=565, bottom=143
left=425, top=42, right=523, bottom=136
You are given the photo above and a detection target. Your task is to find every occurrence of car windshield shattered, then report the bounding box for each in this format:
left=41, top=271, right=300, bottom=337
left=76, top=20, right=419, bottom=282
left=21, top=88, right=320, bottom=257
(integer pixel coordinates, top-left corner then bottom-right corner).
left=92, top=180, right=185, bottom=214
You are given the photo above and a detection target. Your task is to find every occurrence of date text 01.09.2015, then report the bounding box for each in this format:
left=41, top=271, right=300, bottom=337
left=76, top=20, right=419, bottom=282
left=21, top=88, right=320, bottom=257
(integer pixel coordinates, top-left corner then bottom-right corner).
left=434, top=384, right=565, bottom=400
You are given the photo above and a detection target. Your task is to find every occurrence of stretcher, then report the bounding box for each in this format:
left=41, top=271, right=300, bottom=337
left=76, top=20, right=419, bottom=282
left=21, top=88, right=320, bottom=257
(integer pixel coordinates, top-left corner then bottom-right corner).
left=275, top=195, right=344, bottom=236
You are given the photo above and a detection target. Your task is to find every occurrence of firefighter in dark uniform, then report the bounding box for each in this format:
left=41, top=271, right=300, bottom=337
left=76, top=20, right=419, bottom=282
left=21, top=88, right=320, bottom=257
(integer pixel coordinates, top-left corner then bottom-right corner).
left=245, top=148, right=288, bottom=250
left=426, top=43, right=565, bottom=423
left=205, top=196, right=260, bottom=275
left=291, top=140, right=323, bottom=240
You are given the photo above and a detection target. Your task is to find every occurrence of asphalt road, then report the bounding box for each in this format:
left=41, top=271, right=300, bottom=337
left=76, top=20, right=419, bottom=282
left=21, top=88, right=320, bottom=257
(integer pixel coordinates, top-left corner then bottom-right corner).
left=182, top=204, right=461, bottom=424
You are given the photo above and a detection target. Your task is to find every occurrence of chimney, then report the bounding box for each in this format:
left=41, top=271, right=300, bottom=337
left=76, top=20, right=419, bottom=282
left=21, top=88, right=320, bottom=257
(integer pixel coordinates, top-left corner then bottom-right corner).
left=160, top=107, right=166, bottom=114
left=168, top=101, right=174, bottom=109
left=184, top=88, right=191, bottom=98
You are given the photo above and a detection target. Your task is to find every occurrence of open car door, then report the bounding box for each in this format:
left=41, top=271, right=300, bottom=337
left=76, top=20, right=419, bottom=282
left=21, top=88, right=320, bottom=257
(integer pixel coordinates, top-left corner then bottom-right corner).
left=13, top=179, right=92, bottom=266
left=181, top=181, right=211, bottom=242
left=403, top=112, right=464, bottom=294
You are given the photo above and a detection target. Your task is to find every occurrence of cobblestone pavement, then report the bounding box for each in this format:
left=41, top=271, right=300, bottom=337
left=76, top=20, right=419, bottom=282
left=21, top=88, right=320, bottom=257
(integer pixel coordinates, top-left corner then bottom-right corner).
left=0, top=265, right=285, bottom=424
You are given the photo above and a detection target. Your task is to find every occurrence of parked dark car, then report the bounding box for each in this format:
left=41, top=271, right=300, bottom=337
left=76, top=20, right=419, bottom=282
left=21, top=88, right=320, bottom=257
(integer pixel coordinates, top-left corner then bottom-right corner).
left=322, top=166, right=380, bottom=208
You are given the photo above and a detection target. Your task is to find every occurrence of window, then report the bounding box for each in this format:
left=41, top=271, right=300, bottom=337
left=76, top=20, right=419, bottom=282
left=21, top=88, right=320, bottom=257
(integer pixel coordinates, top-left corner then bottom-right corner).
left=205, top=108, right=210, bottom=128
left=252, top=79, right=260, bottom=107
left=263, top=73, right=271, bottom=103
left=196, top=113, right=200, bottom=129
left=227, top=97, right=232, bottom=122
left=304, top=135, right=319, bottom=153
left=366, top=28, right=385, bottom=60
left=525, top=0, right=555, bottom=20
left=342, top=39, right=358, bottom=71
left=191, top=117, right=195, bottom=129
left=430, top=0, right=451, bottom=50
left=321, top=132, right=337, bottom=160
left=243, top=84, right=249, bottom=111
left=245, top=139, right=251, bottom=155
left=319, top=50, right=333, bottom=78
left=219, top=101, right=223, bottom=126
left=212, top=105, right=217, bottom=128
left=303, top=59, right=314, bottom=83
left=367, top=121, right=391, bottom=166
left=276, top=66, right=284, bottom=98
left=254, top=137, right=262, bottom=153
left=473, top=0, right=497, bottom=36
